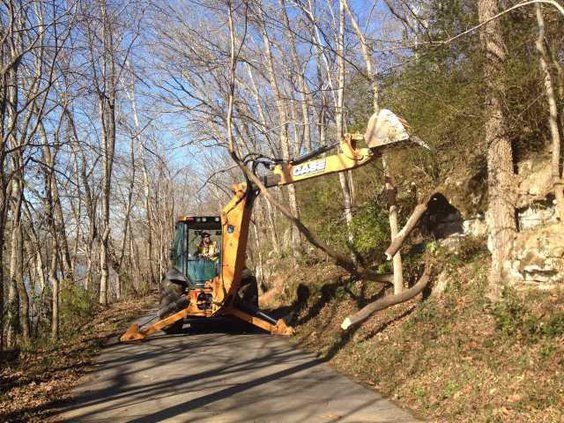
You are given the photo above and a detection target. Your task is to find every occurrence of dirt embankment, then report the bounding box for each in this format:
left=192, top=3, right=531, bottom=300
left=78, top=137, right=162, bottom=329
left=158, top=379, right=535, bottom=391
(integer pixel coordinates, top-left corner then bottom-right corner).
left=265, top=248, right=564, bottom=422
left=0, top=295, right=155, bottom=423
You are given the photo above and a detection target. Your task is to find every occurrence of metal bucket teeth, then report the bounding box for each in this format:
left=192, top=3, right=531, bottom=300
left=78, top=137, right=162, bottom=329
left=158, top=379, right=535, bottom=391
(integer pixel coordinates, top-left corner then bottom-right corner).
left=120, top=324, right=146, bottom=342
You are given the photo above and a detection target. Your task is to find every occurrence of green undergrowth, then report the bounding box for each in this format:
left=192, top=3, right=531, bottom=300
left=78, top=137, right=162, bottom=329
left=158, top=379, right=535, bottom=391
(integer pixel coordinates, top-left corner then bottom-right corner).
left=268, top=247, right=564, bottom=422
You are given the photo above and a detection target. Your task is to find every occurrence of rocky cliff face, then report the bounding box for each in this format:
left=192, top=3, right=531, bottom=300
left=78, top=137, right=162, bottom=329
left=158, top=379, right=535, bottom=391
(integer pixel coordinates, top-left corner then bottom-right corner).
left=434, top=156, right=563, bottom=288
left=510, top=224, right=564, bottom=287
left=509, top=159, right=563, bottom=287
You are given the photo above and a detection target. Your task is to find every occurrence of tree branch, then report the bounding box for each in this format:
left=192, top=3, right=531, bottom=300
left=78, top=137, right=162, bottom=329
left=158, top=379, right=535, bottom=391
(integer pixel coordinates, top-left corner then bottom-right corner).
left=385, top=191, right=438, bottom=260
left=341, top=260, right=434, bottom=330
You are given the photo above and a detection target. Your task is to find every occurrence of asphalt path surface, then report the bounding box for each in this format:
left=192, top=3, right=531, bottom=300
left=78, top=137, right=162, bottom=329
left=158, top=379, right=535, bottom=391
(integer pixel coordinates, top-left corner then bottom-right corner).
left=59, top=316, right=422, bottom=422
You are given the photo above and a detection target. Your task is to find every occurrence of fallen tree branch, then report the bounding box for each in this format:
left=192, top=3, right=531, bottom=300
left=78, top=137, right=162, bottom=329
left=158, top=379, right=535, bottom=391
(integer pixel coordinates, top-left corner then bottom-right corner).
left=384, top=191, right=438, bottom=260
left=341, top=261, right=434, bottom=330
left=242, top=165, right=360, bottom=274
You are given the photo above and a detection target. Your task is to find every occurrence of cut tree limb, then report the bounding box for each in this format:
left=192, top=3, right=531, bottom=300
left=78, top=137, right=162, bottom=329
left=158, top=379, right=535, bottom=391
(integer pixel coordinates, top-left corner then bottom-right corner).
left=385, top=192, right=437, bottom=260
left=238, top=163, right=403, bottom=282
left=341, top=262, right=434, bottom=331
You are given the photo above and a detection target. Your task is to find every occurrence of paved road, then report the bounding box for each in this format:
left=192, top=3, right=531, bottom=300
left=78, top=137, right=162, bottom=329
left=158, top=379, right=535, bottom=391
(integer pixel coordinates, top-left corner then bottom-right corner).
left=59, top=317, right=421, bottom=422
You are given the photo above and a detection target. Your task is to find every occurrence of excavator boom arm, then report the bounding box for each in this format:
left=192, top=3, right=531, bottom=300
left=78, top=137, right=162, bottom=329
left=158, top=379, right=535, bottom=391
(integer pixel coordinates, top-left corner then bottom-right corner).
left=262, top=108, right=416, bottom=188
left=264, top=135, right=374, bottom=188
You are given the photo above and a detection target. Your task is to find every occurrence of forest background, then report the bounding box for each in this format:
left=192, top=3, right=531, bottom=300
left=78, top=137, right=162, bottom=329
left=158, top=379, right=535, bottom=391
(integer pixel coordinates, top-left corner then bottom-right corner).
left=0, top=0, right=563, bottom=421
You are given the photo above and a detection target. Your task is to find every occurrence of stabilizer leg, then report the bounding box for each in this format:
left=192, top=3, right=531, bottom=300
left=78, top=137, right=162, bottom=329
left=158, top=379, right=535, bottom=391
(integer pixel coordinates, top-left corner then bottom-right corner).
left=227, top=306, right=294, bottom=336
left=120, top=307, right=192, bottom=342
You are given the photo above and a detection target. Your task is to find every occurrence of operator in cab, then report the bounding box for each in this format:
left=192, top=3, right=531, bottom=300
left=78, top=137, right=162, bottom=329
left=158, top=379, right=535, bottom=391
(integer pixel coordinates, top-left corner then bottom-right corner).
left=195, top=231, right=219, bottom=261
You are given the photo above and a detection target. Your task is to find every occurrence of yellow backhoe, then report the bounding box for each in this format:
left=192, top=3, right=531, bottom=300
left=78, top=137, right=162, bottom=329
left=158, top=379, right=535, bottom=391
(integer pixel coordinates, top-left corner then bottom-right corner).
left=121, top=109, right=424, bottom=342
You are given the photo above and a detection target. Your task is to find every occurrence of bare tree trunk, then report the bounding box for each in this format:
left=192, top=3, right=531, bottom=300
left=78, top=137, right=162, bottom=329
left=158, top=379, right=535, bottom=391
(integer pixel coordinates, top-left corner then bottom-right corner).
left=98, top=107, right=114, bottom=306
left=478, top=0, right=517, bottom=294
left=384, top=168, right=404, bottom=293
left=261, top=196, right=281, bottom=255
left=126, top=80, right=156, bottom=285
left=115, top=128, right=137, bottom=300
left=35, top=250, right=46, bottom=293
left=141, top=159, right=156, bottom=284
left=336, top=0, right=357, bottom=264
left=245, top=64, right=281, bottom=255
left=128, top=229, right=141, bottom=294
left=257, top=3, right=301, bottom=252
left=385, top=192, right=438, bottom=259
left=5, top=35, right=20, bottom=347
left=66, top=108, right=97, bottom=292
left=24, top=214, right=47, bottom=294
left=0, top=191, right=5, bottom=349
left=79, top=147, right=97, bottom=294
left=0, top=16, right=6, bottom=350
left=535, top=4, right=564, bottom=223
left=342, top=262, right=433, bottom=330
left=49, top=238, right=59, bottom=340
left=342, top=0, right=379, bottom=111
left=7, top=177, right=22, bottom=347
left=40, top=138, right=62, bottom=340
left=97, top=0, right=118, bottom=306
left=252, top=222, right=265, bottom=289
left=9, top=150, right=28, bottom=345
left=15, top=223, right=29, bottom=344
left=8, top=169, right=30, bottom=345
left=68, top=155, right=82, bottom=279
left=39, top=122, right=73, bottom=280
left=343, top=0, right=403, bottom=290
left=279, top=0, right=311, bottom=152
left=22, top=200, right=46, bottom=340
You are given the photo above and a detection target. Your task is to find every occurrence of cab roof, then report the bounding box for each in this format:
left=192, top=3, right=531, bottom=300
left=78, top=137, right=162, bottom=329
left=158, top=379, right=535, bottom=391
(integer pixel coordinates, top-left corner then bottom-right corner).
left=177, top=215, right=220, bottom=223
left=176, top=216, right=222, bottom=230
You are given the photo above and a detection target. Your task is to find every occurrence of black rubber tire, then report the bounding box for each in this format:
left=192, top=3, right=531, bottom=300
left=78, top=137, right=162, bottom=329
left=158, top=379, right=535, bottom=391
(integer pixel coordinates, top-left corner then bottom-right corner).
left=238, top=270, right=259, bottom=308
left=158, top=278, right=185, bottom=334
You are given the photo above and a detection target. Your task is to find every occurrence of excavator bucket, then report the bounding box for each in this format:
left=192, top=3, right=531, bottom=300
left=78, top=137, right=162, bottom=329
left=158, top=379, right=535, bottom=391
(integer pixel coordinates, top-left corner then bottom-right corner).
left=364, top=109, right=412, bottom=150
left=120, top=323, right=146, bottom=342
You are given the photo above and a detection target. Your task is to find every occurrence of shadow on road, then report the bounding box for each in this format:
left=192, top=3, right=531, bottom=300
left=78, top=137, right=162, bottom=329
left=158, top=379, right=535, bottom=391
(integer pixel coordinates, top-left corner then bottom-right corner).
left=53, top=316, right=420, bottom=422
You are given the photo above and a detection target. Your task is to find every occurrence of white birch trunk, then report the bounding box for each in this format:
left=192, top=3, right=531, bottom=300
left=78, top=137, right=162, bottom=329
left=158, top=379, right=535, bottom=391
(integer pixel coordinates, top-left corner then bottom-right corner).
left=535, top=4, right=564, bottom=223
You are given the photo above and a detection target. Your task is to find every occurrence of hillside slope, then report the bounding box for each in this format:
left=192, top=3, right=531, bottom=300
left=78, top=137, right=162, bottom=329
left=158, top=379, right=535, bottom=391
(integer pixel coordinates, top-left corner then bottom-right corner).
left=0, top=296, right=155, bottom=422
left=265, top=248, right=564, bottom=422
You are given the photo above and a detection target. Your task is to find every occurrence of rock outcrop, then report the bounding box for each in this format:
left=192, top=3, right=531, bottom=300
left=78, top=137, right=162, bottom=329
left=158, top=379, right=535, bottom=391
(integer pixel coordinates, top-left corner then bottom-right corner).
left=511, top=224, right=564, bottom=287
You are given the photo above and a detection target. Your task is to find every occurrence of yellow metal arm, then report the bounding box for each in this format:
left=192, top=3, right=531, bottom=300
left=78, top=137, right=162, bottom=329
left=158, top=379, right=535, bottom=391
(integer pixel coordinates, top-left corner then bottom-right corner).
left=266, top=133, right=375, bottom=187
left=263, top=108, right=416, bottom=187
